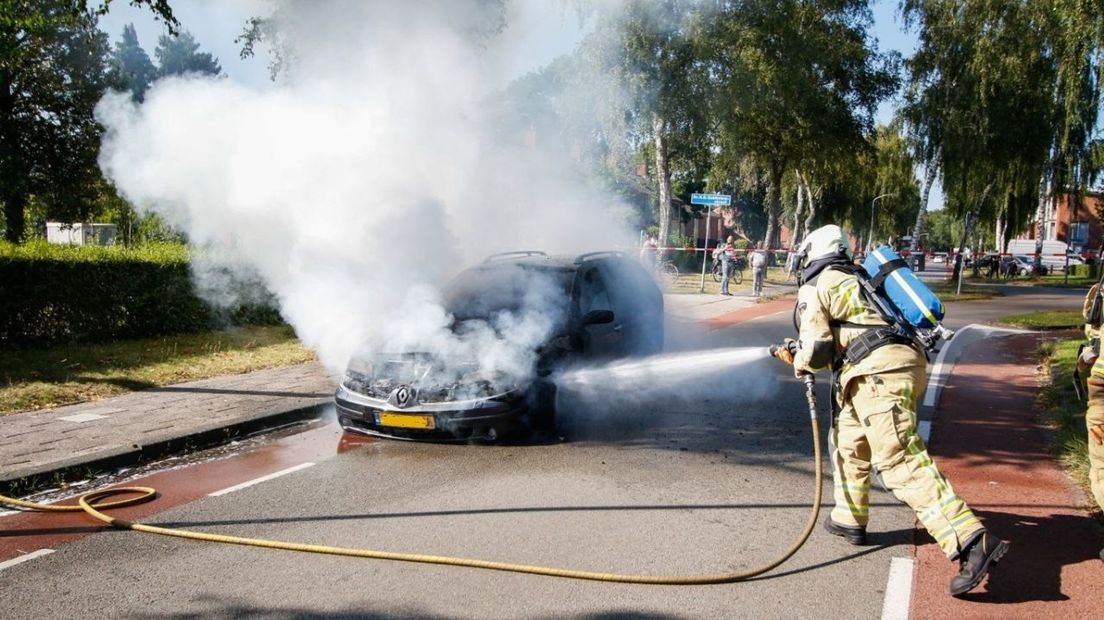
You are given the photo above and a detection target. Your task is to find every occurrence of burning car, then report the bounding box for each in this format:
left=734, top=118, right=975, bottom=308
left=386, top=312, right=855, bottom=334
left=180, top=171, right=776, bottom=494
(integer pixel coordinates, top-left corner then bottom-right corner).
left=334, top=250, right=664, bottom=441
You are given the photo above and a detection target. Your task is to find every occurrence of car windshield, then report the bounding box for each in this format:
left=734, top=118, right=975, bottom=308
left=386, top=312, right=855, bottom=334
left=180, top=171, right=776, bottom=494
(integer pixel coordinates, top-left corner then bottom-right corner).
left=444, top=263, right=573, bottom=323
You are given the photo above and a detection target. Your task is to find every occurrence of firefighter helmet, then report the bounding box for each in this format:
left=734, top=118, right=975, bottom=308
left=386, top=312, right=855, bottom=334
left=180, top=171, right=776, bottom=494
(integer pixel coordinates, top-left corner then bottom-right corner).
left=798, top=225, right=851, bottom=268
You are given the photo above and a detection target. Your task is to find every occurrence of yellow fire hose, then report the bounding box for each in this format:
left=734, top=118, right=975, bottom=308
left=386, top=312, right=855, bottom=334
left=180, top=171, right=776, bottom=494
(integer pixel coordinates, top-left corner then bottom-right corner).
left=0, top=375, right=821, bottom=585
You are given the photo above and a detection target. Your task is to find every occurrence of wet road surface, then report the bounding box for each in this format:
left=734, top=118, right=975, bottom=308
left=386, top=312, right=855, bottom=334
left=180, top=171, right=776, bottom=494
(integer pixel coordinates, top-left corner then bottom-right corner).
left=0, top=287, right=1082, bottom=619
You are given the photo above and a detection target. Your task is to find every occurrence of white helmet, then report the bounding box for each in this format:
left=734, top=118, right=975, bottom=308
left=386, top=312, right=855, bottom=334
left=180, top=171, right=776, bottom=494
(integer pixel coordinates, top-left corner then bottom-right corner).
left=799, top=225, right=851, bottom=267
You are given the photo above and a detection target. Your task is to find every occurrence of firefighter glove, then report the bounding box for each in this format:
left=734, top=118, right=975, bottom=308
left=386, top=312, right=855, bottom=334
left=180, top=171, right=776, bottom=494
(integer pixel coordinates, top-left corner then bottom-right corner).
left=1079, top=346, right=1099, bottom=373
left=1091, top=424, right=1104, bottom=446
left=771, top=338, right=797, bottom=365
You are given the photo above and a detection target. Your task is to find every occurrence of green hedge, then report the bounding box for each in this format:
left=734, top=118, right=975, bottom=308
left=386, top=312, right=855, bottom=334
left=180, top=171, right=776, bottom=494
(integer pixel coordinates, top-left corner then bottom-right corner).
left=1069, top=263, right=1099, bottom=279
left=0, top=242, right=278, bottom=347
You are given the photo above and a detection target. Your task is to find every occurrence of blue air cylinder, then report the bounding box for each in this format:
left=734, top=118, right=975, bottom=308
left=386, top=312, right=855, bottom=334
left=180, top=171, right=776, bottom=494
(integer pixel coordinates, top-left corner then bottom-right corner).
left=862, top=246, right=945, bottom=329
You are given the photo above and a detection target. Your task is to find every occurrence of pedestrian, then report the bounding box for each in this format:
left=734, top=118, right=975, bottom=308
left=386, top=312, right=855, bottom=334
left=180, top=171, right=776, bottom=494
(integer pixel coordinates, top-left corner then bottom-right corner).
left=771, top=224, right=1009, bottom=597
left=750, top=241, right=768, bottom=297
left=985, top=254, right=999, bottom=279
left=718, top=237, right=734, bottom=296
left=1078, top=282, right=1104, bottom=560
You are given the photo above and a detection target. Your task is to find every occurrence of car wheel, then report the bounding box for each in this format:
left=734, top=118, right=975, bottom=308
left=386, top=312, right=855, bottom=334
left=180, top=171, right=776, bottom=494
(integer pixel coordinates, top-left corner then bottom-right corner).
left=526, top=379, right=558, bottom=436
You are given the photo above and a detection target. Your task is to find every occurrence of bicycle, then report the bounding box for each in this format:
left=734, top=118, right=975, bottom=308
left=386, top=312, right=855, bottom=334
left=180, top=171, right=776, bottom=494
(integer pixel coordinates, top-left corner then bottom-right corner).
left=657, top=259, right=681, bottom=287
left=710, top=257, right=745, bottom=284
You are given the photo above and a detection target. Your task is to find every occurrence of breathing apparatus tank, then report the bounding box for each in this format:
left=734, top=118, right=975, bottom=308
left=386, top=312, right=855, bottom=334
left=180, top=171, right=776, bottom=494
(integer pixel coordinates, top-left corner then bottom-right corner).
left=859, top=245, right=954, bottom=353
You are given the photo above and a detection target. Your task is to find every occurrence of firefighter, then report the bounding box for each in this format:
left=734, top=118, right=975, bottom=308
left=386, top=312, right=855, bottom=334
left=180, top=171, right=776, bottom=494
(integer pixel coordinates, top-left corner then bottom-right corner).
left=772, top=224, right=1008, bottom=597
left=1078, top=282, right=1104, bottom=559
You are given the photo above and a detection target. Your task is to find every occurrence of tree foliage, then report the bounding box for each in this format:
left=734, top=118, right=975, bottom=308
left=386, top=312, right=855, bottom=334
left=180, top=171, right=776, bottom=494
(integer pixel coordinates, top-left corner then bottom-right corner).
left=1, top=1, right=112, bottom=242
left=0, top=0, right=179, bottom=243
left=706, top=0, right=898, bottom=248
left=155, top=30, right=221, bottom=77
left=583, top=0, right=710, bottom=246
left=902, top=0, right=1104, bottom=269
left=106, top=23, right=156, bottom=101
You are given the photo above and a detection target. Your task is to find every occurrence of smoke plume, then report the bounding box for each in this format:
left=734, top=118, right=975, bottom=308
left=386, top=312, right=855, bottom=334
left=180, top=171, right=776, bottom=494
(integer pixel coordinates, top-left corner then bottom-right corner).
left=96, top=1, right=636, bottom=383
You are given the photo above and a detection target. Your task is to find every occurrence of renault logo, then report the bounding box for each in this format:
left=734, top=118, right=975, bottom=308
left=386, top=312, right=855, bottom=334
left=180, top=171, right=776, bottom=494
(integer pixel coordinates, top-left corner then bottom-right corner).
left=389, top=384, right=416, bottom=409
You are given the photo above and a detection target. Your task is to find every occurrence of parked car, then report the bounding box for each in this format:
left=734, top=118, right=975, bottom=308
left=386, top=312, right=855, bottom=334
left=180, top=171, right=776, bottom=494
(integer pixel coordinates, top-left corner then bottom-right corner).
left=334, top=250, right=664, bottom=442
left=1009, top=255, right=1049, bottom=276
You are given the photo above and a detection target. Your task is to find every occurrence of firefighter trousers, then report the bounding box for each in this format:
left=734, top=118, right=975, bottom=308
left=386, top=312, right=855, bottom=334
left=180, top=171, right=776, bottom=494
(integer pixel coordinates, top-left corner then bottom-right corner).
left=1084, top=374, right=1104, bottom=510
left=830, top=367, right=983, bottom=558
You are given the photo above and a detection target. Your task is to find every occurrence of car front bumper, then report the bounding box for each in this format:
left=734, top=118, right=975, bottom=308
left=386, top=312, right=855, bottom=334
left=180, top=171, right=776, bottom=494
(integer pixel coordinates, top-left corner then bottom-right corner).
left=334, top=384, right=527, bottom=441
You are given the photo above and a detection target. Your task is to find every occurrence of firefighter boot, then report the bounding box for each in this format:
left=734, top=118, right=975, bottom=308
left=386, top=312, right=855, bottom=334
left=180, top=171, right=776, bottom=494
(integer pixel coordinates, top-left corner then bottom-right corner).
left=822, top=516, right=866, bottom=545
left=949, top=530, right=1009, bottom=597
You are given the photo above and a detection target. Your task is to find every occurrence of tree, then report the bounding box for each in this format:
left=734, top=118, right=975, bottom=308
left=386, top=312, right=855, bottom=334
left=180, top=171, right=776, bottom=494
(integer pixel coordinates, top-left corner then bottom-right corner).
left=0, top=0, right=177, bottom=243
left=107, top=23, right=156, bottom=101
left=1, top=2, right=110, bottom=242
left=580, top=0, right=710, bottom=247
left=155, top=30, right=221, bottom=77
left=922, top=208, right=959, bottom=251
left=902, top=0, right=1056, bottom=280
left=706, top=0, right=897, bottom=249
left=903, top=0, right=1104, bottom=270
left=1032, top=0, right=1104, bottom=252
left=863, top=124, right=921, bottom=248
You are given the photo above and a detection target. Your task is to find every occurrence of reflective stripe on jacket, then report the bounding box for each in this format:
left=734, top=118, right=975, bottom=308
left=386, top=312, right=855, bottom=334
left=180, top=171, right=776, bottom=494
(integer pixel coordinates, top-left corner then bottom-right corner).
left=793, top=267, right=925, bottom=389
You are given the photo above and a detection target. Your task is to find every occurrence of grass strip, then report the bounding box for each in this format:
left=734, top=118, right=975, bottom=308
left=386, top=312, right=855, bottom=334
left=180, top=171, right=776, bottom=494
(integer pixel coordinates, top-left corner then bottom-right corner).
left=0, top=325, right=315, bottom=416
left=1037, top=338, right=1097, bottom=515
left=922, top=282, right=1002, bottom=302
left=1000, top=309, right=1084, bottom=330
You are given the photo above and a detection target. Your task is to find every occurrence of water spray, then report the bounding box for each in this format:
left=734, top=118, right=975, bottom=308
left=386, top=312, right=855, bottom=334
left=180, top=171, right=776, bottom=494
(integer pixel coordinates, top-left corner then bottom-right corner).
left=0, top=354, right=823, bottom=585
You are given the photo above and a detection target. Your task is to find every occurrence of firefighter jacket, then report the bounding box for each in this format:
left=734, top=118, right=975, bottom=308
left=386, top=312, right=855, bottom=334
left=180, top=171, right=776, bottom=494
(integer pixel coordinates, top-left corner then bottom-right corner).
left=793, top=266, right=925, bottom=389
left=1084, top=283, right=1101, bottom=341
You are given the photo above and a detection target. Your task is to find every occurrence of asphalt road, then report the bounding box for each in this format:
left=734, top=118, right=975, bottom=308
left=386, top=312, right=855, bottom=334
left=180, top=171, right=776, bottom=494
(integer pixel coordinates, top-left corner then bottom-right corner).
left=0, top=285, right=1085, bottom=619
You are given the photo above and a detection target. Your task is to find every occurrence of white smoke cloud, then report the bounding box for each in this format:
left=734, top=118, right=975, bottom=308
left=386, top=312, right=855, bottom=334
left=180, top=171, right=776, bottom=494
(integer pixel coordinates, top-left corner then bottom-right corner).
left=96, top=1, right=637, bottom=381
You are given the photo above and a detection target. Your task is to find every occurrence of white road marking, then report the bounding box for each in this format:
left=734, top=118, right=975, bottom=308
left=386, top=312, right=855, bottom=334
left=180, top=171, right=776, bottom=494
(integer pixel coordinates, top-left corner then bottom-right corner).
left=922, top=325, right=970, bottom=408
left=880, top=556, right=915, bottom=620
left=0, top=549, right=54, bottom=572
left=208, top=462, right=315, bottom=497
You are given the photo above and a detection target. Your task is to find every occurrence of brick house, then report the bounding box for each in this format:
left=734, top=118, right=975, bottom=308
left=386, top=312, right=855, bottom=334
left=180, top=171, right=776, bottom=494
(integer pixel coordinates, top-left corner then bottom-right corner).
left=1021, top=190, right=1104, bottom=255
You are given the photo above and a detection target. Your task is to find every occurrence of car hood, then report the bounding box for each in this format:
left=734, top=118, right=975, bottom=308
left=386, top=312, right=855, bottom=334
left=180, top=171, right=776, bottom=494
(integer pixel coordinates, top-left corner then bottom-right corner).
left=340, top=352, right=522, bottom=405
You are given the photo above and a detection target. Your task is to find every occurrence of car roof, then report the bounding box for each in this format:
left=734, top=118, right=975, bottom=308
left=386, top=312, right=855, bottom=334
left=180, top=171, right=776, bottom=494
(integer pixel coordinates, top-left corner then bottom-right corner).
left=480, top=251, right=629, bottom=272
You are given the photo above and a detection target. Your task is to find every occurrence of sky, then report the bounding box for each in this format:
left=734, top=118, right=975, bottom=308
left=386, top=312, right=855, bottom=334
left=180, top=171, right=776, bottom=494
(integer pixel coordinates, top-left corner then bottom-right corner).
left=97, top=0, right=943, bottom=209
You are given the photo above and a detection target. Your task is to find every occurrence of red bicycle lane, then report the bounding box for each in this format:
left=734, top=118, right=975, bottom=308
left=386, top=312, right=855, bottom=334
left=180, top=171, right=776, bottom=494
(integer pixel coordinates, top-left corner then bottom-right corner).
left=910, top=332, right=1102, bottom=618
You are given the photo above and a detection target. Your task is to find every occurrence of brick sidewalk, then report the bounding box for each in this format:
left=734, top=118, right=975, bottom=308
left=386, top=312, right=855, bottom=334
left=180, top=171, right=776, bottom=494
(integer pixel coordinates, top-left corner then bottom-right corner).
left=0, top=362, right=334, bottom=488
left=910, top=333, right=1102, bottom=617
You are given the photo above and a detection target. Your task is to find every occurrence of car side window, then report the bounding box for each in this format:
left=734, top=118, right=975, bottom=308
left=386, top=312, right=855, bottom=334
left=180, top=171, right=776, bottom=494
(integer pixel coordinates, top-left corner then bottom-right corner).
left=578, top=268, right=612, bottom=315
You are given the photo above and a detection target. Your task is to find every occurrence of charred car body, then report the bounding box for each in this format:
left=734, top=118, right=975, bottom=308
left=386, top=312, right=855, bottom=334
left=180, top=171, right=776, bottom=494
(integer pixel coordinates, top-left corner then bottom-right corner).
left=334, top=251, right=664, bottom=441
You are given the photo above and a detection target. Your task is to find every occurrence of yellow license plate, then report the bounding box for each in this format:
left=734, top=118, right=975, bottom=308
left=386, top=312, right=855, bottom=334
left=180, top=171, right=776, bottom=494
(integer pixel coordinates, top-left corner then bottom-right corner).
left=378, top=411, right=435, bottom=430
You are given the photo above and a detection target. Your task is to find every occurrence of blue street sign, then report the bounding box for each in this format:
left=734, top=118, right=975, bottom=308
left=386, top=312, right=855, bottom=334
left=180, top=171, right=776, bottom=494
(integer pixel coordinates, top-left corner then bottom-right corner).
left=690, top=193, right=732, bottom=206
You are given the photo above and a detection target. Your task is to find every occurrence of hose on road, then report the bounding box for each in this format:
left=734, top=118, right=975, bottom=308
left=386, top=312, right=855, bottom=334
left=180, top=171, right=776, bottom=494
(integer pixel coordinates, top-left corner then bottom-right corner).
left=0, top=374, right=822, bottom=585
